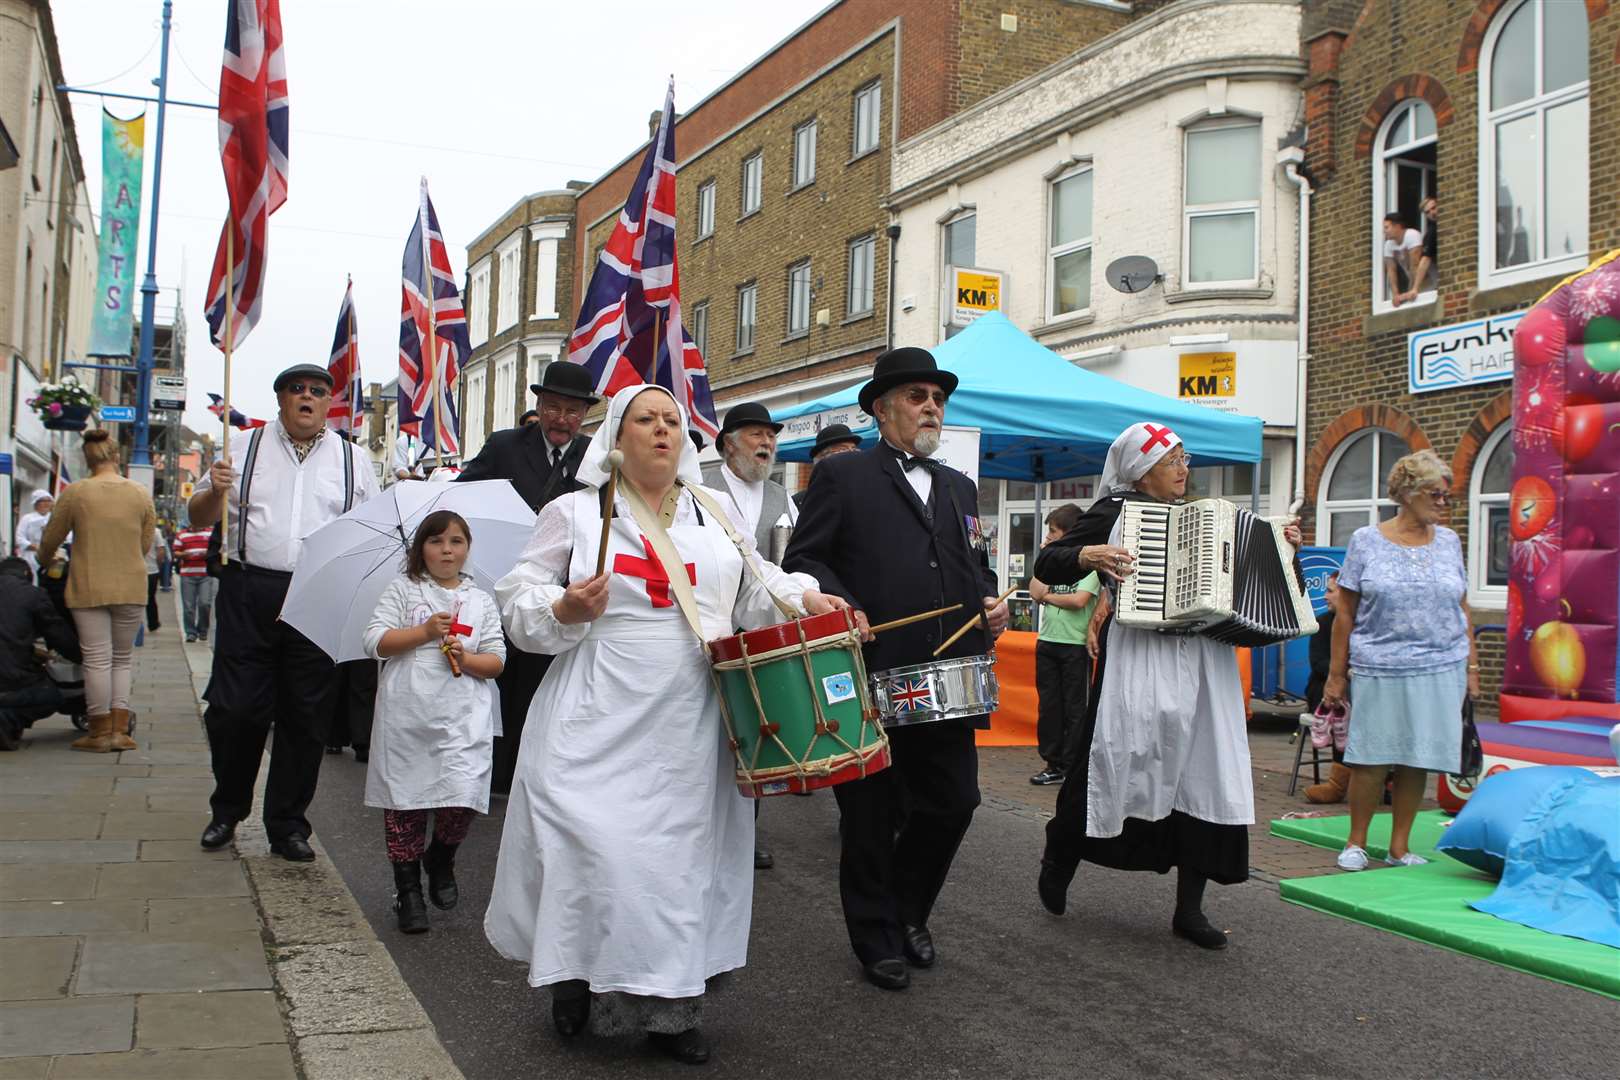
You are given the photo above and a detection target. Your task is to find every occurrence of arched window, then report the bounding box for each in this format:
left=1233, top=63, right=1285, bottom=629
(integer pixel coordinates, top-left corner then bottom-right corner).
left=1371, top=100, right=1437, bottom=312
left=1317, top=429, right=1406, bottom=548
left=1479, top=0, right=1588, bottom=287
left=1469, top=424, right=1513, bottom=605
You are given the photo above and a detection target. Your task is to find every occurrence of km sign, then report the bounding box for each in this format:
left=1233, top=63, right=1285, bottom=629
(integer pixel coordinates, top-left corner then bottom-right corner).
left=1178, top=352, right=1237, bottom=399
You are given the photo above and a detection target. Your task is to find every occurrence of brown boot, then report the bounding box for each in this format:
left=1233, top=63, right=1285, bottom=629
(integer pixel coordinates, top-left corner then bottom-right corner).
left=1305, top=762, right=1351, bottom=804
left=71, top=714, right=114, bottom=753
left=106, top=709, right=138, bottom=752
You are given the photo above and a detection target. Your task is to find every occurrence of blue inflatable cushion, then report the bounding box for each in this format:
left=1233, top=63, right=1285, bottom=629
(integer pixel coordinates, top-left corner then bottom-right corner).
left=1436, top=766, right=1598, bottom=876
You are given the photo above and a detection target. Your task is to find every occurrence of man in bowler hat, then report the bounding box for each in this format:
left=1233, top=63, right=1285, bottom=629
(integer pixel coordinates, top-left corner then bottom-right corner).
left=793, top=423, right=862, bottom=509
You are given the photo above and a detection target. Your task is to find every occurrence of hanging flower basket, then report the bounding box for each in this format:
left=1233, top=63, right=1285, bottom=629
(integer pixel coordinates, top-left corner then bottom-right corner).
left=43, top=403, right=95, bottom=431
left=28, top=376, right=101, bottom=431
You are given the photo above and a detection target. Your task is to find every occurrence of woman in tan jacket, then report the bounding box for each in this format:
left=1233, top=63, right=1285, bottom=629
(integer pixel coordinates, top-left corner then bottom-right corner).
left=37, top=429, right=156, bottom=752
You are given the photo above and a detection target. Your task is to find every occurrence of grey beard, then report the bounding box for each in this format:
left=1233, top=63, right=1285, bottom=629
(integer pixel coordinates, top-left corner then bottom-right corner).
left=912, top=429, right=941, bottom=457
left=728, top=452, right=774, bottom=483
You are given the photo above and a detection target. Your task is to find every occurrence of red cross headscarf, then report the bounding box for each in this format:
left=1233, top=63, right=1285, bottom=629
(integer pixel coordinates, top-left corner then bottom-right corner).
left=1099, top=421, right=1182, bottom=496
left=576, top=383, right=704, bottom=491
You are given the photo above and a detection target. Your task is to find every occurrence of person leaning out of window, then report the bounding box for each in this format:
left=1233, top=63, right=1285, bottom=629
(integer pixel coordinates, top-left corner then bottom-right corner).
left=1321, top=449, right=1478, bottom=871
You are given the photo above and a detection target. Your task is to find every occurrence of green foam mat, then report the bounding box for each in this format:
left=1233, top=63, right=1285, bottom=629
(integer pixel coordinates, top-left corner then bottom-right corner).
left=1279, top=858, right=1620, bottom=999
left=1269, top=809, right=1450, bottom=860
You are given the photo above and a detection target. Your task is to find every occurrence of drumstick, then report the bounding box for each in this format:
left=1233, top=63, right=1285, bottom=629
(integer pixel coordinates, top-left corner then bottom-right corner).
left=866, top=603, right=962, bottom=636
left=932, top=585, right=1018, bottom=658
left=595, top=449, right=624, bottom=577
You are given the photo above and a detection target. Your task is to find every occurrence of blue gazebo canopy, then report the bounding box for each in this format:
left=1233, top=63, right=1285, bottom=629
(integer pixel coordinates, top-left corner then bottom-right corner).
left=773, top=311, right=1263, bottom=481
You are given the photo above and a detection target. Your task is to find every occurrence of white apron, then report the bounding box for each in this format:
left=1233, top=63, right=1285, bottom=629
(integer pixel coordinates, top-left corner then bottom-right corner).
left=485, top=487, right=811, bottom=998
left=1086, top=517, right=1254, bottom=838
left=15, top=512, right=48, bottom=576
left=363, top=579, right=500, bottom=813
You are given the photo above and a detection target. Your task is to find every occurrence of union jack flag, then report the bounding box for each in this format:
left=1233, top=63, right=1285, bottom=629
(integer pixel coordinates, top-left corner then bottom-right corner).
left=326, top=276, right=364, bottom=435
left=204, top=0, right=289, bottom=349
left=207, top=393, right=266, bottom=430
left=569, top=79, right=718, bottom=442
left=398, top=178, right=467, bottom=456
left=889, top=678, right=936, bottom=714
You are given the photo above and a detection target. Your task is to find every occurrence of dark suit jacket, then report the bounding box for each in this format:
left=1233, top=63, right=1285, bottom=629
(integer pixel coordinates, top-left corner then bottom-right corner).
left=455, top=426, right=590, bottom=512
left=783, top=445, right=998, bottom=679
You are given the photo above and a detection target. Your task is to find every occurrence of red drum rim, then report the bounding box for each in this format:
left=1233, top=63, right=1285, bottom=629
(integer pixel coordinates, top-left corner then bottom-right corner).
left=736, top=741, right=891, bottom=798
left=708, top=609, right=855, bottom=664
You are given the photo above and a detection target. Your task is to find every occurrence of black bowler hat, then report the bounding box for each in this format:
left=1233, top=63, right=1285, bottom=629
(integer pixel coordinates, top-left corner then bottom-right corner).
left=717, top=401, right=783, bottom=438
left=272, top=364, right=334, bottom=394
left=858, top=346, right=958, bottom=414
left=530, top=360, right=600, bottom=403
left=811, top=423, right=861, bottom=459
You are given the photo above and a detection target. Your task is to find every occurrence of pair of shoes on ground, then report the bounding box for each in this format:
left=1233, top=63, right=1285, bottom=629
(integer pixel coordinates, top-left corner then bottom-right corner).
left=861, top=924, right=936, bottom=991
left=1336, top=844, right=1429, bottom=871
left=71, top=710, right=137, bottom=753
left=270, top=835, right=315, bottom=862
left=1029, top=767, right=1065, bottom=786
left=549, top=996, right=709, bottom=1064
left=393, top=841, right=461, bottom=934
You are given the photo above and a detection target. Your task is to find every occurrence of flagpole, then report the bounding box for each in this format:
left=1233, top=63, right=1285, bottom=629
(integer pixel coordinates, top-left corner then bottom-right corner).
left=220, top=225, right=234, bottom=566
left=418, top=188, right=444, bottom=459
left=346, top=276, right=357, bottom=439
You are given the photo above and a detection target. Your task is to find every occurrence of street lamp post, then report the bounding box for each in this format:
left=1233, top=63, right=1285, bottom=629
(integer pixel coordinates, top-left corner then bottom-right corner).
left=130, top=0, right=173, bottom=469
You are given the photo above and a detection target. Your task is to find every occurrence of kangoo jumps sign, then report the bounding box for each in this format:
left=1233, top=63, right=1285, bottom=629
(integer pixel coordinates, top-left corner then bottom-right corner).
left=1407, top=310, right=1527, bottom=394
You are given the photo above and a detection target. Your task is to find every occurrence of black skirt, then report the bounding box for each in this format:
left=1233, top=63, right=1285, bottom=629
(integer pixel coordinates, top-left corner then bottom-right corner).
left=1080, top=810, right=1249, bottom=886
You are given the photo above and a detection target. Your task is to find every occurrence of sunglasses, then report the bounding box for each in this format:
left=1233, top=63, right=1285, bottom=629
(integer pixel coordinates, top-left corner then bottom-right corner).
left=1421, top=488, right=1453, bottom=504
left=284, top=382, right=331, bottom=399
left=902, top=387, right=949, bottom=406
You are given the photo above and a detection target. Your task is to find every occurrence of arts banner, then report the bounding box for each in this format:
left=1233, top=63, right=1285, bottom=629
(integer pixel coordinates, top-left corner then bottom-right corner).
left=86, top=109, right=145, bottom=357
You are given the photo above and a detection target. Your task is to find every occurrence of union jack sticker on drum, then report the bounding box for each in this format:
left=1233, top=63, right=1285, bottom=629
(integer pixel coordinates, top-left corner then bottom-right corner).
left=890, top=678, right=936, bottom=713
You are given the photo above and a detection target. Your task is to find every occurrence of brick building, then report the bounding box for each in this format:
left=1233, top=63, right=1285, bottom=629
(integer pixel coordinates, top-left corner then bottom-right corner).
left=1299, top=0, right=1619, bottom=705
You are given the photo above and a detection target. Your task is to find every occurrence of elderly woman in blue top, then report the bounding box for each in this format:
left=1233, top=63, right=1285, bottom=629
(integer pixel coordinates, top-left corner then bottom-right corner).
left=1322, top=449, right=1480, bottom=871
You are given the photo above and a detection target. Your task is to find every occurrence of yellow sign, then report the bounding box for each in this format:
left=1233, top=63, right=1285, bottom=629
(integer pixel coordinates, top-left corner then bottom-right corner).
left=180, top=482, right=194, bottom=499
left=1178, top=352, right=1237, bottom=398
left=949, top=267, right=1003, bottom=325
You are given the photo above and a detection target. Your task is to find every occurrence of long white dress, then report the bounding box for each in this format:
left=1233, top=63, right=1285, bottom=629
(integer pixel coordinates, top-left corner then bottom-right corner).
left=484, top=484, right=815, bottom=997
left=362, top=575, right=505, bottom=813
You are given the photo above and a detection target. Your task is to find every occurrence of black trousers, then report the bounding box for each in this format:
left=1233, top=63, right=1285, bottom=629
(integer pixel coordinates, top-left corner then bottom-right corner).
left=325, top=658, right=378, bottom=750
left=146, top=573, right=161, bottom=630
left=1035, top=641, right=1092, bottom=772
left=832, top=719, right=980, bottom=964
left=1044, top=627, right=1107, bottom=875
left=491, top=640, right=553, bottom=794
left=0, top=684, right=62, bottom=735
left=203, top=565, right=340, bottom=840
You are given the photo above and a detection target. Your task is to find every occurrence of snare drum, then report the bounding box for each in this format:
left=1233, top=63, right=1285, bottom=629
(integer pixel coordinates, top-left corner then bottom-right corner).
left=870, top=655, right=999, bottom=729
left=709, top=610, right=890, bottom=798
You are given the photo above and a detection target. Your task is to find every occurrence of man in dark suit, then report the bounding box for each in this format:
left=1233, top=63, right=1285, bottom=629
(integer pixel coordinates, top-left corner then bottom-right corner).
left=791, top=422, right=862, bottom=510
left=784, top=346, right=1007, bottom=992
left=456, top=360, right=598, bottom=792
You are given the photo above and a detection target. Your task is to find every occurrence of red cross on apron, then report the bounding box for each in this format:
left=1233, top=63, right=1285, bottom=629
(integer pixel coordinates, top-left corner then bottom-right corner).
left=613, top=535, right=697, bottom=609
left=1140, top=424, right=1175, bottom=453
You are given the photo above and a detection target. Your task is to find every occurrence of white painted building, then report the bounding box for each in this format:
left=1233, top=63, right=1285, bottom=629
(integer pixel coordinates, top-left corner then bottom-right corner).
left=886, top=0, right=1307, bottom=605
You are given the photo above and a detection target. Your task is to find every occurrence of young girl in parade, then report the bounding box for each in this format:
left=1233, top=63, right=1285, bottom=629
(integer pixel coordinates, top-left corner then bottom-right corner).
left=364, top=510, right=505, bottom=934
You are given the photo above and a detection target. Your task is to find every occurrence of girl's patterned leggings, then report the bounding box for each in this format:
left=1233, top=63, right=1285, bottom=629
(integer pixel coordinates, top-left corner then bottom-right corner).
left=383, top=807, right=475, bottom=863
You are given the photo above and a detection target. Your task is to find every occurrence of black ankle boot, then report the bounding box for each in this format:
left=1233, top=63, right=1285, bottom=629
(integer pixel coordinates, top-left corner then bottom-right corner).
left=649, top=1027, right=710, bottom=1064
left=393, top=860, right=429, bottom=934
left=1038, top=857, right=1074, bottom=916
left=423, top=839, right=460, bottom=910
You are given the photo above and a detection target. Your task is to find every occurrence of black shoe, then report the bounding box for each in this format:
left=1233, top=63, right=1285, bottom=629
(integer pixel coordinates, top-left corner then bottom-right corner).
left=649, top=1027, right=710, bottom=1065
left=270, top=835, right=315, bottom=862
left=353, top=747, right=369, bottom=763
left=393, top=860, right=429, bottom=934
left=862, top=958, right=910, bottom=990
left=1038, top=858, right=1071, bottom=916
left=423, top=839, right=460, bottom=910
left=197, top=633, right=208, bottom=642
left=1172, top=912, right=1229, bottom=950
left=901, top=925, right=935, bottom=968
left=753, top=847, right=774, bottom=870
left=200, top=818, right=237, bottom=851
left=1029, top=768, right=1065, bottom=786
left=0, top=719, right=20, bottom=752
left=324, top=745, right=344, bottom=755
left=551, top=994, right=590, bottom=1038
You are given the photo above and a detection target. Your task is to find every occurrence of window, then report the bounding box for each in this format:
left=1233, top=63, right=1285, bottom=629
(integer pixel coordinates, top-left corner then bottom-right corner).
left=467, top=260, right=490, bottom=348
left=496, top=237, right=521, bottom=331
left=493, top=351, right=517, bottom=431
left=1481, top=0, right=1588, bottom=286
left=1372, top=100, right=1437, bottom=311
left=1470, top=425, right=1513, bottom=605
left=793, top=120, right=817, bottom=189
left=530, top=224, right=564, bottom=319
left=741, top=153, right=762, bottom=216
left=853, top=81, right=882, bottom=157
left=942, top=212, right=976, bottom=338
left=690, top=301, right=708, bottom=357
left=736, top=282, right=757, bottom=352
left=1049, top=167, right=1094, bottom=318
left=462, top=367, right=487, bottom=460
left=787, top=261, right=812, bottom=337
left=1183, top=121, right=1260, bottom=285
left=1317, top=429, right=1407, bottom=548
left=847, top=234, right=875, bottom=317
left=696, top=180, right=715, bottom=239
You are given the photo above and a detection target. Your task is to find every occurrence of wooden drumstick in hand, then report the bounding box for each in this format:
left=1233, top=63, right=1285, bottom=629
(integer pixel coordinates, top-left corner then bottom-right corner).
left=866, top=603, right=962, bottom=635
left=933, top=585, right=1017, bottom=658
left=596, top=449, right=623, bottom=577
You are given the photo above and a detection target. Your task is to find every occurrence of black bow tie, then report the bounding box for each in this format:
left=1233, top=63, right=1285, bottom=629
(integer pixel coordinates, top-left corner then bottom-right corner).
left=900, top=454, right=934, bottom=472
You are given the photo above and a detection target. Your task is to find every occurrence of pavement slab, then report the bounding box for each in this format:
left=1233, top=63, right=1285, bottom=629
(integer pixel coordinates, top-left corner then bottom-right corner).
left=244, top=854, right=376, bottom=947
left=272, top=940, right=431, bottom=1037
left=0, top=841, right=136, bottom=865
left=142, top=794, right=209, bottom=813
left=75, top=931, right=272, bottom=995
left=298, top=1028, right=466, bottom=1080
left=0, top=1058, right=50, bottom=1079
left=136, top=839, right=224, bottom=861
left=0, top=997, right=134, bottom=1058
left=135, top=990, right=286, bottom=1049
left=0, top=794, right=146, bottom=814
left=44, top=1045, right=298, bottom=1079
left=146, top=897, right=262, bottom=935
left=97, top=812, right=211, bottom=840
left=0, top=776, right=113, bottom=797
left=0, top=899, right=144, bottom=937
left=0, top=938, right=77, bottom=1000
left=110, top=777, right=213, bottom=795
left=0, top=864, right=98, bottom=901
left=94, top=858, right=248, bottom=899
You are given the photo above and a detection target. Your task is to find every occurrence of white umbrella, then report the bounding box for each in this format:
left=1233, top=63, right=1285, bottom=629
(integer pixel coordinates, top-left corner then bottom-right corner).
left=280, top=480, right=537, bottom=662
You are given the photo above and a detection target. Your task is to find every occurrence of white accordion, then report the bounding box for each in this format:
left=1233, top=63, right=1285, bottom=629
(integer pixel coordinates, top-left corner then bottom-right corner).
left=1115, top=500, right=1318, bottom=646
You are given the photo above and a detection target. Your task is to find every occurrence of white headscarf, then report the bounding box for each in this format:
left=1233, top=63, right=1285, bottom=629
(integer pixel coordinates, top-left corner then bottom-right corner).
left=28, top=489, right=52, bottom=509
left=1099, top=421, right=1183, bottom=496
left=576, top=384, right=704, bottom=491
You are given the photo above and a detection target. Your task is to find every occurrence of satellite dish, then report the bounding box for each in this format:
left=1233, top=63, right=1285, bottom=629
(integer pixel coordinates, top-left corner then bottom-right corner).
left=1105, top=254, right=1162, bottom=294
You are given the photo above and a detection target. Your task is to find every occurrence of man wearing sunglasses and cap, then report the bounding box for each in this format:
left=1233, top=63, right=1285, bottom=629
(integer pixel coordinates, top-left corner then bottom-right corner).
left=457, top=360, right=599, bottom=793
left=189, top=363, right=379, bottom=861
left=785, top=346, right=1007, bottom=992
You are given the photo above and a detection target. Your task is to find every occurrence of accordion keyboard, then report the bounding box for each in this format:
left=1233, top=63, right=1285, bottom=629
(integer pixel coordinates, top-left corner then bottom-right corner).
left=1117, top=502, right=1172, bottom=622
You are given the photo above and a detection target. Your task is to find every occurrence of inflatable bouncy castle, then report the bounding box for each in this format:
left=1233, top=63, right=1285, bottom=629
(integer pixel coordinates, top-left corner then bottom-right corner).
left=1446, top=252, right=1620, bottom=807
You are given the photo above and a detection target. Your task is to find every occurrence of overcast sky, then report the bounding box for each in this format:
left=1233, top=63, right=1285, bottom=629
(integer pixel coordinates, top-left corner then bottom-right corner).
left=52, top=0, right=825, bottom=435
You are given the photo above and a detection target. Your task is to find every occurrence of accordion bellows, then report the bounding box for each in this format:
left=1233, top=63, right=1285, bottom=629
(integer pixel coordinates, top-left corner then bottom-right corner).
left=1116, top=500, right=1318, bottom=647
